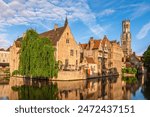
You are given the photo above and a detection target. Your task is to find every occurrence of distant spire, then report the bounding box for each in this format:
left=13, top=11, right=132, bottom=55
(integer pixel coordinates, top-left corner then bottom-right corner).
left=64, top=16, right=68, bottom=26
left=104, top=35, right=108, bottom=39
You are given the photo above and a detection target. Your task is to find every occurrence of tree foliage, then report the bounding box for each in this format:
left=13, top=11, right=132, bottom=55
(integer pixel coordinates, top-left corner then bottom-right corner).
left=19, top=29, right=58, bottom=78
left=12, top=70, right=20, bottom=76
left=143, top=45, right=150, bottom=71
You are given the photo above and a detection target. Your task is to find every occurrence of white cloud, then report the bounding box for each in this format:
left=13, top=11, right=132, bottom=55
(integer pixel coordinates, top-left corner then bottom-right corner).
left=0, top=33, right=10, bottom=48
left=136, top=22, right=150, bottom=39
left=118, top=3, right=150, bottom=20
left=131, top=4, right=150, bottom=20
left=0, top=0, right=105, bottom=37
left=98, top=9, right=115, bottom=17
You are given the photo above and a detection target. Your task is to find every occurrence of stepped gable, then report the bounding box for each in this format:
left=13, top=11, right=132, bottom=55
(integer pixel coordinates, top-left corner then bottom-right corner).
left=92, top=40, right=101, bottom=49
left=80, top=44, right=88, bottom=49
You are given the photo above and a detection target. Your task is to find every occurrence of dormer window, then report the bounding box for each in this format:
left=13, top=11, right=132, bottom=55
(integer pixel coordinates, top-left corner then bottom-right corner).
left=66, top=39, right=69, bottom=43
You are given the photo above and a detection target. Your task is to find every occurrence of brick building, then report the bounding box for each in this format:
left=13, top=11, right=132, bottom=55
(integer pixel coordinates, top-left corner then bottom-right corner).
left=10, top=18, right=80, bottom=75
left=80, top=36, right=124, bottom=76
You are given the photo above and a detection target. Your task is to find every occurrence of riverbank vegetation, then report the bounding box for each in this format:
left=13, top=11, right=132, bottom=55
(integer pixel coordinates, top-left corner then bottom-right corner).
left=143, top=45, right=150, bottom=72
left=122, top=67, right=137, bottom=74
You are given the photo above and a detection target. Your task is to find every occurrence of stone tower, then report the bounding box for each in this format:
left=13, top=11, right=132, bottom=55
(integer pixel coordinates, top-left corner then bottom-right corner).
left=121, top=20, right=132, bottom=57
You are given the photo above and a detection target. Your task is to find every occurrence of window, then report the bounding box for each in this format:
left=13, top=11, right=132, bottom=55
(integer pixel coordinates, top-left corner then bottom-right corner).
left=65, top=59, right=69, bottom=67
left=98, top=65, right=100, bottom=69
left=93, top=66, right=95, bottom=71
left=66, top=39, right=69, bottom=43
left=76, top=50, right=77, bottom=57
left=76, top=60, right=78, bottom=66
left=70, top=50, right=74, bottom=56
left=123, top=41, right=126, bottom=45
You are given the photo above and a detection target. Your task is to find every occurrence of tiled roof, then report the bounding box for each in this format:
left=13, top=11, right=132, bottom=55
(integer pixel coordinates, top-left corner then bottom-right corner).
left=86, top=57, right=95, bottom=64
left=80, top=35, right=112, bottom=50
left=101, top=35, right=110, bottom=46
left=0, top=48, right=5, bottom=51
left=80, top=44, right=87, bottom=49
left=129, top=54, right=140, bottom=61
left=93, top=40, right=101, bottom=49
left=15, top=41, right=21, bottom=47
left=16, top=37, right=22, bottom=41
left=6, top=47, right=10, bottom=51
left=13, top=19, right=68, bottom=47
left=80, top=39, right=101, bottom=50
left=13, top=26, right=65, bottom=47
left=40, top=26, right=65, bottom=46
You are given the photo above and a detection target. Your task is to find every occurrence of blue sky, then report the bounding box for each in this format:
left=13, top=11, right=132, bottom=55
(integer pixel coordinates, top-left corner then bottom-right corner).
left=0, top=0, right=150, bottom=55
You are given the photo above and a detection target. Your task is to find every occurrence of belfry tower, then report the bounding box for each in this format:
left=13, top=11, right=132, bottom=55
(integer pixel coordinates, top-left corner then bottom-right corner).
left=121, top=20, right=132, bottom=57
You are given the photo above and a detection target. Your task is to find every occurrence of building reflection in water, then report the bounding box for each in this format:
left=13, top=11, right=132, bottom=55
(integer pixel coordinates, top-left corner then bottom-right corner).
left=56, top=76, right=130, bottom=100
left=0, top=74, right=149, bottom=100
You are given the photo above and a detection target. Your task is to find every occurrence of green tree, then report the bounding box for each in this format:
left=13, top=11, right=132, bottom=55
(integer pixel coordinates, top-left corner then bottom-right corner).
left=122, top=68, right=127, bottom=73
left=19, top=29, right=58, bottom=79
left=143, top=45, right=150, bottom=72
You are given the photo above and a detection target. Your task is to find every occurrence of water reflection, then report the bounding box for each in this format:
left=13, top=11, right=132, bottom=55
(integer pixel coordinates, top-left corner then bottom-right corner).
left=0, top=75, right=149, bottom=100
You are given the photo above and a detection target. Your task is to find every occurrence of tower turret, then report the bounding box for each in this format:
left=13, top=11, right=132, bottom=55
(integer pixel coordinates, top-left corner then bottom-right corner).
left=64, top=17, right=68, bottom=26
left=121, top=20, right=132, bottom=57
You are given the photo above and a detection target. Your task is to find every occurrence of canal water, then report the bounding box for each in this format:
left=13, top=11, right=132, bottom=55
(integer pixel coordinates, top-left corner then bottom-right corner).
left=0, top=75, right=149, bottom=100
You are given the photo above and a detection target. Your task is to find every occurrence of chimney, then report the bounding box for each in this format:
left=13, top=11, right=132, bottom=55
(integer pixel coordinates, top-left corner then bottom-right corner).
left=54, top=24, right=58, bottom=31
left=90, top=37, right=94, bottom=40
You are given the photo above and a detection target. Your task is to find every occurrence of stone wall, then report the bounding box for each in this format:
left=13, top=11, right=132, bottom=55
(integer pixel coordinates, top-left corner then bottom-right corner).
left=53, top=71, right=85, bottom=81
left=10, top=44, right=20, bottom=75
left=111, top=42, right=124, bottom=73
